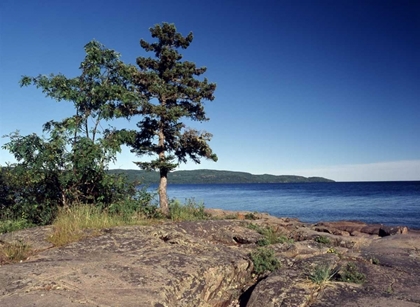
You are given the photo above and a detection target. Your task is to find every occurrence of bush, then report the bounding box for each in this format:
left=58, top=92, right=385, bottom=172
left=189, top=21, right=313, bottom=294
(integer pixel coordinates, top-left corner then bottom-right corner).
left=250, top=247, right=281, bottom=275
left=337, top=262, right=366, bottom=284
left=101, top=187, right=161, bottom=220
left=369, top=256, right=380, bottom=265
left=0, top=162, right=139, bottom=226
left=0, top=219, right=33, bottom=234
left=244, top=212, right=258, bottom=220
left=314, top=235, right=331, bottom=245
left=0, top=166, right=57, bottom=225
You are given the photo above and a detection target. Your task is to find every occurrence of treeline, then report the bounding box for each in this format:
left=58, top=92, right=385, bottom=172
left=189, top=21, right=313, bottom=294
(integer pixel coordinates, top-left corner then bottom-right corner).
left=108, top=169, right=335, bottom=184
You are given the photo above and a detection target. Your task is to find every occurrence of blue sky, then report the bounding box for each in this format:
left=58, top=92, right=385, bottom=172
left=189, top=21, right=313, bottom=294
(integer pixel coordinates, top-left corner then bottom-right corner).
left=0, top=0, right=419, bottom=181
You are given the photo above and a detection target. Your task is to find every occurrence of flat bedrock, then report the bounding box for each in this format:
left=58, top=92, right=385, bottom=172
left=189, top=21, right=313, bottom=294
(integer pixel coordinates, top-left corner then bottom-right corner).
left=1, top=209, right=419, bottom=307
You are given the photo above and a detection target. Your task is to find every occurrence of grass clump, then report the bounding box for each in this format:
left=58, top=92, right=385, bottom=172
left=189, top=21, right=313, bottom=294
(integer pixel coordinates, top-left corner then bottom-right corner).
left=309, top=264, right=337, bottom=285
left=337, top=262, right=366, bottom=284
left=314, top=235, right=331, bottom=245
left=369, top=256, right=380, bottom=265
left=48, top=204, right=157, bottom=246
left=247, top=223, right=292, bottom=245
left=326, top=247, right=338, bottom=254
left=169, top=199, right=209, bottom=222
left=244, top=212, right=259, bottom=220
left=250, top=247, right=281, bottom=275
left=48, top=189, right=162, bottom=246
left=223, top=214, right=239, bottom=220
left=0, top=240, right=32, bottom=264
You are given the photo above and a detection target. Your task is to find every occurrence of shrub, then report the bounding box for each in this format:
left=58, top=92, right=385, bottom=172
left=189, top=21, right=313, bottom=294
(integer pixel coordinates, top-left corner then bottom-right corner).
left=0, top=165, right=58, bottom=225
left=101, top=187, right=161, bottom=220
left=244, top=212, right=258, bottom=220
left=0, top=162, right=139, bottom=226
left=315, top=235, right=331, bottom=245
left=0, top=218, right=33, bottom=234
left=369, top=256, right=380, bottom=265
left=338, top=262, right=366, bottom=284
left=250, top=247, right=281, bottom=275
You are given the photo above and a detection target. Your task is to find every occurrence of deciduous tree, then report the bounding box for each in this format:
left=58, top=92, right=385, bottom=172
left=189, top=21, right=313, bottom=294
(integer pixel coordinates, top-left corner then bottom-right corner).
left=2, top=41, right=140, bottom=224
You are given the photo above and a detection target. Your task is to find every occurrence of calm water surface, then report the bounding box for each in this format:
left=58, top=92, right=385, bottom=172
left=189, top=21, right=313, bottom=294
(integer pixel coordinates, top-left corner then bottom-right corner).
left=148, top=182, right=420, bottom=229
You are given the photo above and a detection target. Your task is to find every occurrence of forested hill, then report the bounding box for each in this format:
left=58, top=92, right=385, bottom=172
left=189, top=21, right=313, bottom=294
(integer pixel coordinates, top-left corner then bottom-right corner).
left=108, top=169, right=335, bottom=184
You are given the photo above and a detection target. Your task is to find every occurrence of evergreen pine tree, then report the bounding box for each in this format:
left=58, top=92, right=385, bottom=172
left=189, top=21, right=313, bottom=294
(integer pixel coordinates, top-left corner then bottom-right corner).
left=130, top=23, right=217, bottom=215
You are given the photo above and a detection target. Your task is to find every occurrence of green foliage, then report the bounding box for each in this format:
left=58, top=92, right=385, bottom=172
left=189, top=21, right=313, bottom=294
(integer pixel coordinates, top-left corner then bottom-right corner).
left=315, top=235, right=331, bottom=245
left=0, top=219, right=33, bottom=234
left=327, top=247, right=338, bottom=254
left=0, top=165, right=58, bottom=225
left=1, top=25, right=222, bottom=225
left=2, top=132, right=137, bottom=225
left=250, top=247, right=281, bottom=275
left=309, top=264, right=337, bottom=285
left=127, top=23, right=218, bottom=213
left=0, top=167, right=15, bottom=211
left=102, top=188, right=161, bottom=219
left=244, top=212, right=259, bottom=220
left=2, top=40, right=141, bottom=225
left=338, top=262, right=366, bottom=284
left=169, top=198, right=209, bottom=221
left=247, top=223, right=292, bottom=245
left=369, top=256, right=380, bottom=265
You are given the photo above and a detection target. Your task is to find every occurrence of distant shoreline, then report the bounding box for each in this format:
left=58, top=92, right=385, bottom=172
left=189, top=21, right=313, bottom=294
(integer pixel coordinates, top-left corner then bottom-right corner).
left=108, top=169, right=335, bottom=184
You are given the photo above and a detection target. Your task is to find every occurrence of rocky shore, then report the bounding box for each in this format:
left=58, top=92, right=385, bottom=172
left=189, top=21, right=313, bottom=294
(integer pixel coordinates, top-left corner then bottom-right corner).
left=1, top=209, right=419, bottom=307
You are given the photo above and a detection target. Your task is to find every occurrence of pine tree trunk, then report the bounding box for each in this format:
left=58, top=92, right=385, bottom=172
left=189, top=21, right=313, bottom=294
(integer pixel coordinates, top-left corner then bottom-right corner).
left=158, top=122, right=169, bottom=216
left=159, top=169, right=169, bottom=216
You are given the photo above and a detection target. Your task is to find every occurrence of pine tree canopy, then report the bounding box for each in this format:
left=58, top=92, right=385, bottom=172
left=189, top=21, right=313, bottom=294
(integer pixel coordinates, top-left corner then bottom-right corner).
left=130, top=23, right=218, bottom=173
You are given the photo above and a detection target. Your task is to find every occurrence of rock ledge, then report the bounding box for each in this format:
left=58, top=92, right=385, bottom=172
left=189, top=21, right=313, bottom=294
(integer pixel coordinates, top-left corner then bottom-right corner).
left=1, top=211, right=419, bottom=307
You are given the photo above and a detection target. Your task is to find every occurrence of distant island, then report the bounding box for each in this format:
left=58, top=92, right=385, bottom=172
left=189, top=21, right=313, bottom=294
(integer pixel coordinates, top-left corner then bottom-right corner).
left=108, top=169, right=335, bottom=184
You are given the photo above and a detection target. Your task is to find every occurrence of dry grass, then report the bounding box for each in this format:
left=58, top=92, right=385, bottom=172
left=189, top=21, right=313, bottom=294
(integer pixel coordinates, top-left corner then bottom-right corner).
left=47, top=204, right=158, bottom=246
left=0, top=240, right=32, bottom=264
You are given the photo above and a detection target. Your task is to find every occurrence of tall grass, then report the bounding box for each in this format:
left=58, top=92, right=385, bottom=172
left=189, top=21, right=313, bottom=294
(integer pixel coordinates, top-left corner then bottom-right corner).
left=47, top=204, right=157, bottom=246
left=169, top=199, right=209, bottom=222
left=8, top=197, right=211, bottom=248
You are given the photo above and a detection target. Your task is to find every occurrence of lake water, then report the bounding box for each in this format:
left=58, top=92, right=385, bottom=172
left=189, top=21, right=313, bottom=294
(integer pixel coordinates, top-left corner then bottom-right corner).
left=147, top=181, right=420, bottom=229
